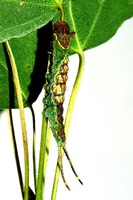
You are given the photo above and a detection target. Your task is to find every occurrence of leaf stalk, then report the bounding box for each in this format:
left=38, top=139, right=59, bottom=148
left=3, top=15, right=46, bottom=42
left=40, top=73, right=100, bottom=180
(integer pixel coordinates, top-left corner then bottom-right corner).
left=4, top=41, right=29, bottom=200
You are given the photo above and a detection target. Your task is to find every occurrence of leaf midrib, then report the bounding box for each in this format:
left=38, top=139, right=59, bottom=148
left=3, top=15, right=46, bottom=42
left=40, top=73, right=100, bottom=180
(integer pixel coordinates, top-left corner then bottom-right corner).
left=69, top=0, right=106, bottom=53
left=68, top=0, right=82, bottom=53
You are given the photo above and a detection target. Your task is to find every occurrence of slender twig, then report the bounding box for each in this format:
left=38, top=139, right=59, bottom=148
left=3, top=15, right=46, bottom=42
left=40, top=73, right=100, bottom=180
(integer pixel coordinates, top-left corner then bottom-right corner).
left=4, top=41, right=29, bottom=200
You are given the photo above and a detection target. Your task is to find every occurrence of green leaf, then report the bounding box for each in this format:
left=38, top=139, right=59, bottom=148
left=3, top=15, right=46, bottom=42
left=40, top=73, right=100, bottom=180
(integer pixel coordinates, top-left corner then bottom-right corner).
left=0, top=32, right=37, bottom=108
left=0, top=0, right=57, bottom=43
left=0, top=22, right=52, bottom=109
left=63, top=0, right=133, bottom=53
left=0, top=0, right=133, bottom=109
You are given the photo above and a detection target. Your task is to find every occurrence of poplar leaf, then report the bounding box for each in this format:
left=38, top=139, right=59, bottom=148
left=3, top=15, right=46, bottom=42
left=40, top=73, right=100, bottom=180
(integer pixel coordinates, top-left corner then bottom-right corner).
left=0, top=0, right=57, bottom=42
left=0, top=0, right=133, bottom=108
left=63, top=0, right=133, bottom=53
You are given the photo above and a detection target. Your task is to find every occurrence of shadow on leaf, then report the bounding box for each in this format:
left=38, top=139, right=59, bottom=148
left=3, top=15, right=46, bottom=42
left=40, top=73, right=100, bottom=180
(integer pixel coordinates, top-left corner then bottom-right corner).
left=28, top=22, right=53, bottom=104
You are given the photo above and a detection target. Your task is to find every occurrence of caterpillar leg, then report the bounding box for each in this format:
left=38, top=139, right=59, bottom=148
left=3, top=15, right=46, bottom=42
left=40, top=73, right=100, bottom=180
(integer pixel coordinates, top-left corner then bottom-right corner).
left=58, top=147, right=70, bottom=190
left=63, top=147, right=83, bottom=185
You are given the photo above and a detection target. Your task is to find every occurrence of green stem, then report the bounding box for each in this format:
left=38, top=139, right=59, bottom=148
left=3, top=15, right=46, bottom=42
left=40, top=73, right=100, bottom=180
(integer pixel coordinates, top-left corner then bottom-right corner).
left=65, top=51, right=85, bottom=134
left=29, top=105, right=37, bottom=192
left=54, top=0, right=64, bottom=20
left=43, top=127, right=52, bottom=180
left=51, top=50, right=85, bottom=199
left=4, top=41, right=29, bottom=200
left=33, top=127, right=37, bottom=192
left=7, top=109, right=24, bottom=197
left=51, top=162, right=60, bottom=200
left=36, top=116, right=48, bottom=200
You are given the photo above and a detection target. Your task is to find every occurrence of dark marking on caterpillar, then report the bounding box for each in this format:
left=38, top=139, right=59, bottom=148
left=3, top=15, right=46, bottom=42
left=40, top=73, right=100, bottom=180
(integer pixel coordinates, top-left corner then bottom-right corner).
left=43, top=20, right=83, bottom=190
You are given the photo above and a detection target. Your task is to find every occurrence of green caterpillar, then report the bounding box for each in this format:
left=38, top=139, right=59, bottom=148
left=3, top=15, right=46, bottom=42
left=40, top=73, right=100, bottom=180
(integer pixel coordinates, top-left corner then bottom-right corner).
left=44, top=20, right=83, bottom=190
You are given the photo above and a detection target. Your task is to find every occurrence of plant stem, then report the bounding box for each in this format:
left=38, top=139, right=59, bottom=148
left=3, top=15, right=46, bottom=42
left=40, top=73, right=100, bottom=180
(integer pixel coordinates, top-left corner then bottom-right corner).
left=65, top=51, right=85, bottom=135
left=54, top=0, right=64, bottom=20
left=43, top=127, right=52, bottom=181
left=7, top=109, right=24, bottom=197
left=33, top=124, right=37, bottom=193
left=29, top=105, right=37, bottom=192
left=36, top=115, right=48, bottom=200
left=4, top=41, right=29, bottom=200
left=51, top=50, right=85, bottom=199
left=51, top=163, right=60, bottom=200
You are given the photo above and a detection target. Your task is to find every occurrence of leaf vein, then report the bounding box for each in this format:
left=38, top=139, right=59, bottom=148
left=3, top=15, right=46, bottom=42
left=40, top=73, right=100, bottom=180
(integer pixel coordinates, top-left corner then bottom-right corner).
left=82, top=0, right=106, bottom=49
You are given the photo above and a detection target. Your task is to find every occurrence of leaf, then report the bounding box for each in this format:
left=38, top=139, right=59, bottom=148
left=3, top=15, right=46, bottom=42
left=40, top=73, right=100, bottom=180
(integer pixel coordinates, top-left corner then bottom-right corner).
left=63, top=0, right=133, bottom=53
left=0, top=0, right=133, bottom=109
left=0, top=0, right=57, bottom=43
left=0, top=22, right=52, bottom=109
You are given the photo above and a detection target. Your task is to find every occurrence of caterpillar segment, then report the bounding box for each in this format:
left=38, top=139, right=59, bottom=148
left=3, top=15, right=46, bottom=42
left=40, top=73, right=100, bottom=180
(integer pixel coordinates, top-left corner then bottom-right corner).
left=44, top=20, right=83, bottom=190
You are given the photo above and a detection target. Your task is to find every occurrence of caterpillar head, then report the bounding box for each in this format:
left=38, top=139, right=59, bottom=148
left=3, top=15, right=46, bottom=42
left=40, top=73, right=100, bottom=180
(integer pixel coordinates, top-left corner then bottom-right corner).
left=54, top=20, right=75, bottom=49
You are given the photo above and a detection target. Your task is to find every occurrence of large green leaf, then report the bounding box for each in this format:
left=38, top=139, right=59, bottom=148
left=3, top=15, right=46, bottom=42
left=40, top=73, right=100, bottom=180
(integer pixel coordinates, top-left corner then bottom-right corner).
left=0, top=22, right=52, bottom=109
left=63, top=0, right=133, bottom=53
left=0, top=0, right=57, bottom=42
left=1, top=0, right=133, bottom=49
left=0, top=0, right=133, bottom=108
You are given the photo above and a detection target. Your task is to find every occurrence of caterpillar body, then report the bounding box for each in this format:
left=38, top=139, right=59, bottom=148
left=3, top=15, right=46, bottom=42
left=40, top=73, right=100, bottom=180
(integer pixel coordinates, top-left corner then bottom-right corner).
left=44, top=20, right=83, bottom=190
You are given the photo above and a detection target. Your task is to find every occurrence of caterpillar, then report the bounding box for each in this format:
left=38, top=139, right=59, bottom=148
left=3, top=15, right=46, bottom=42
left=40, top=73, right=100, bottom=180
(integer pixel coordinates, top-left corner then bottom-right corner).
left=43, top=20, right=83, bottom=190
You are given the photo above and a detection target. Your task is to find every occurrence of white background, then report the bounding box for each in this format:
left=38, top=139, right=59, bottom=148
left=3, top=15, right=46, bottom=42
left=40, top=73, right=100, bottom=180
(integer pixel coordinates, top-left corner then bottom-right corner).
left=0, top=17, right=133, bottom=200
